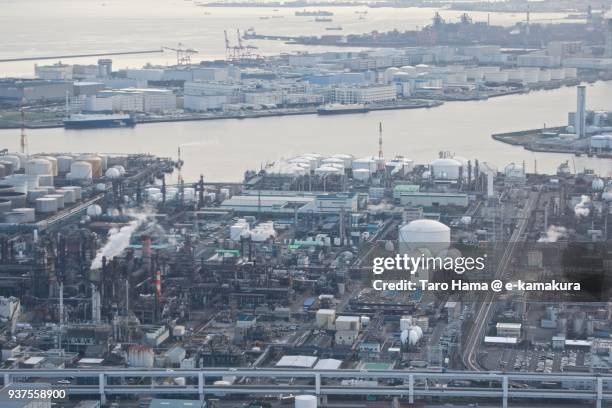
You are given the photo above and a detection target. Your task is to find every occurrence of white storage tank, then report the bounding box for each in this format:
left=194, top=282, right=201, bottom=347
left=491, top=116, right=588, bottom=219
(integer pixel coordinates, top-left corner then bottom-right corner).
left=63, top=186, right=82, bottom=200
left=27, top=188, right=48, bottom=204
left=314, top=166, right=342, bottom=176
left=68, top=161, right=93, bottom=181
left=86, top=204, right=102, bottom=217
left=56, top=188, right=76, bottom=204
left=6, top=208, right=35, bottom=223
left=592, top=178, right=605, bottom=191
left=40, top=156, right=58, bottom=176
left=36, top=197, right=59, bottom=213
left=45, top=194, right=65, bottom=209
left=38, top=175, right=54, bottom=187
left=0, top=192, right=26, bottom=208
left=321, top=157, right=345, bottom=168
left=352, top=157, right=377, bottom=172
left=398, top=219, right=451, bottom=255
left=504, top=163, right=525, bottom=179
left=26, top=158, right=52, bottom=176
left=2, top=155, right=21, bottom=172
left=353, top=168, right=371, bottom=181
left=56, top=156, right=74, bottom=174
left=430, top=158, right=462, bottom=180
left=105, top=167, right=122, bottom=179
left=295, top=395, right=317, bottom=408
left=76, top=155, right=103, bottom=178
left=330, top=154, right=353, bottom=167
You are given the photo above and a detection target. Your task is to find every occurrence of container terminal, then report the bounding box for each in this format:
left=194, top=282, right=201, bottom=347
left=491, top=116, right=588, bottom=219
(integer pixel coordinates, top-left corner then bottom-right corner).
left=0, top=131, right=610, bottom=407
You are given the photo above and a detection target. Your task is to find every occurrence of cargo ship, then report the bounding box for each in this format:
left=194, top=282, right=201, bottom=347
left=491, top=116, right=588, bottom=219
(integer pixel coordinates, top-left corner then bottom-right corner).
left=317, top=104, right=369, bottom=115
left=63, top=113, right=137, bottom=129
left=295, top=10, right=333, bottom=16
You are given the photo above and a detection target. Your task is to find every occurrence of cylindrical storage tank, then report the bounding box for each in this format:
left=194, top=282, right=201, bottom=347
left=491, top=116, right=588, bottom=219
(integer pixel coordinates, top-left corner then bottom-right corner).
left=0, top=192, right=26, bottom=208
left=56, top=188, right=76, bottom=204
left=45, top=194, right=65, bottom=209
left=321, top=158, right=345, bottom=168
left=68, top=161, right=93, bottom=181
left=353, top=168, right=371, bottom=181
left=99, top=154, right=109, bottom=171
left=0, top=200, right=11, bottom=214
left=35, top=197, right=58, bottom=213
left=9, top=208, right=35, bottom=223
left=295, top=395, right=317, bottom=408
left=27, top=188, right=48, bottom=204
left=430, top=158, right=462, bottom=180
left=0, top=184, right=15, bottom=193
left=398, top=219, right=451, bottom=255
left=38, top=174, right=54, bottom=187
left=314, top=166, right=342, bottom=176
left=63, top=186, right=82, bottom=200
left=352, top=157, right=377, bottom=172
left=330, top=154, right=353, bottom=167
left=56, top=156, right=73, bottom=174
left=2, top=155, right=21, bottom=172
left=39, top=156, right=58, bottom=176
left=76, top=155, right=103, bottom=178
left=25, top=158, right=52, bottom=176
left=0, top=161, right=14, bottom=176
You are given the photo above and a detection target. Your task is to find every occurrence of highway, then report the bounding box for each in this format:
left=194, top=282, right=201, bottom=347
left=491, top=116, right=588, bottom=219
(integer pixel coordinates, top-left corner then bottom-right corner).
left=1, top=368, right=611, bottom=407
left=463, top=189, right=540, bottom=373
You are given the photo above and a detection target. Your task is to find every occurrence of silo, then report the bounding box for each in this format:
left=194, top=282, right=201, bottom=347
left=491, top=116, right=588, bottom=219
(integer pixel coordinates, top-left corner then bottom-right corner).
left=35, top=197, right=59, bottom=213
left=25, top=158, right=52, bottom=176
left=295, top=395, right=317, bottom=408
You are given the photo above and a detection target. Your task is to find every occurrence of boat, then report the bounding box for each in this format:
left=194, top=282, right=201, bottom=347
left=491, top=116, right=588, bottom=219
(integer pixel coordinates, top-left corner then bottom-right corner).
left=325, top=26, right=343, bottom=31
left=63, top=113, right=136, bottom=129
left=295, top=10, right=333, bottom=16
left=315, top=17, right=332, bottom=22
left=317, top=104, right=369, bottom=115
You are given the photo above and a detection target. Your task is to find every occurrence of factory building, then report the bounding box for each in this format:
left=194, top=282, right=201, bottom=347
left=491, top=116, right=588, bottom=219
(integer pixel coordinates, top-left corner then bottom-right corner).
left=184, top=81, right=242, bottom=111
left=35, top=62, right=73, bottom=80
left=333, top=84, right=397, bottom=104
left=221, top=192, right=358, bottom=215
left=85, top=88, right=176, bottom=113
left=0, top=79, right=74, bottom=104
left=398, top=191, right=469, bottom=208
left=496, top=322, right=522, bottom=338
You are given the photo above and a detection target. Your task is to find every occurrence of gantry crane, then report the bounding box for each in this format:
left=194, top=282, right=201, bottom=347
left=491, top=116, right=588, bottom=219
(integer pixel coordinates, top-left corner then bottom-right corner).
left=162, top=43, right=198, bottom=66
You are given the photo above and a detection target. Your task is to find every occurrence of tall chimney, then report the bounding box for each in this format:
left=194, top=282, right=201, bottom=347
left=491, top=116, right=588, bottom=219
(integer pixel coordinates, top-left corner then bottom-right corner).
left=576, top=86, right=586, bottom=138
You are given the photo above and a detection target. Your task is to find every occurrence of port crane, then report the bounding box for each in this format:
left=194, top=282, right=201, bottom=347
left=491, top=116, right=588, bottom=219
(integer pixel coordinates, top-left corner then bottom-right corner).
left=224, top=29, right=259, bottom=61
left=162, top=43, right=198, bottom=65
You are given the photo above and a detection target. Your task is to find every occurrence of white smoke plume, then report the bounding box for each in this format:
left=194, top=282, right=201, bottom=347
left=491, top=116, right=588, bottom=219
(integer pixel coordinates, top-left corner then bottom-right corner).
left=400, top=329, right=409, bottom=345
left=90, top=209, right=152, bottom=270
left=538, top=225, right=567, bottom=243
left=574, top=195, right=591, bottom=218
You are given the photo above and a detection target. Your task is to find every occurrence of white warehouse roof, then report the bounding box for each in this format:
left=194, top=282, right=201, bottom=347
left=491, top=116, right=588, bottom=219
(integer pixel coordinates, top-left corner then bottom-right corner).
left=276, top=355, right=318, bottom=368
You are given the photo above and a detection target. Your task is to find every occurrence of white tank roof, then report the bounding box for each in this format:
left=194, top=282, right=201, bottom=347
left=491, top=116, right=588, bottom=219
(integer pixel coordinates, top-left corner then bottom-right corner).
left=400, top=219, right=450, bottom=236
left=430, top=158, right=461, bottom=167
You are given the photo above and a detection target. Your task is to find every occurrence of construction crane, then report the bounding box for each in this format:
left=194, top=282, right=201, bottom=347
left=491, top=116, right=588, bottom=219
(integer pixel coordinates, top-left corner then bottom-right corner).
left=162, top=43, right=198, bottom=66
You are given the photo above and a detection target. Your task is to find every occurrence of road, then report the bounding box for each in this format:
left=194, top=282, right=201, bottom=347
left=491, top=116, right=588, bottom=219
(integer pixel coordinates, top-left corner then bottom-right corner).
left=463, top=189, right=540, bottom=371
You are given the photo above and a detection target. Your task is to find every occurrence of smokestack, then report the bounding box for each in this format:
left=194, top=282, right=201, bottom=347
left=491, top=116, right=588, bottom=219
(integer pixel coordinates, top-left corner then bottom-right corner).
left=576, top=86, right=586, bottom=138
left=91, top=284, right=101, bottom=323
left=155, top=270, right=161, bottom=299
left=59, top=282, right=64, bottom=326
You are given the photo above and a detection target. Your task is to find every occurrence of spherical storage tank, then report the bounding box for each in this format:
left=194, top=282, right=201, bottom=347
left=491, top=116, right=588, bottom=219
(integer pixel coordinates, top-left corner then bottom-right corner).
left=105, top=167, right=122, bottom=179
left=398, top=219, right=450, bottom=255
left=86, top=204, right=102, bottom=217
left=429, top=158, right=462, bottom=180
left=25, top=158, right=52, bottom=176
left=295, top=395, right=317, bottom=408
